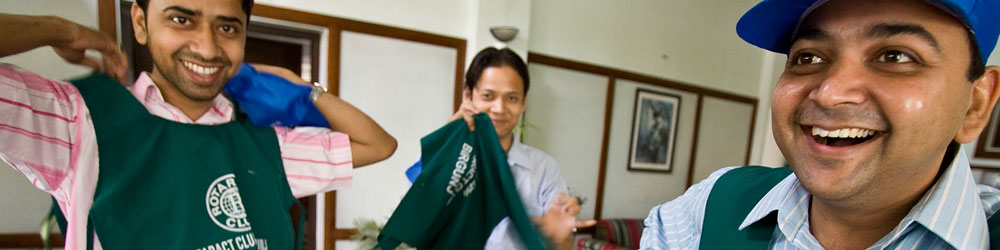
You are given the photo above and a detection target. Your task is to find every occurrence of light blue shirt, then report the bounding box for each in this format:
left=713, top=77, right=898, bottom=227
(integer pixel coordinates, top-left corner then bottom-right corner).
left=640, top=147, right=1000, bottom=249
left=484, top=140, right=568, bottom=250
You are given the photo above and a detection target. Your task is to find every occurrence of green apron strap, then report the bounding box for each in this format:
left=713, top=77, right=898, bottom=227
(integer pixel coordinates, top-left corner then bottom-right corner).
left=294, top=199, right=306, bottom=250
left=86, top=218, right=94, bottom=250
left=699, top=166, right=792, bottom=250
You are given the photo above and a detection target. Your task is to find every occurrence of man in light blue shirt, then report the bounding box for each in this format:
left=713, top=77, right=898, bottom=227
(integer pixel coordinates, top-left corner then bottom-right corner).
left=642, top=0, right=1000, bottom=249
left=410, top=47, right=595, bottom=250
left=484, top=139, right=570, bottom=250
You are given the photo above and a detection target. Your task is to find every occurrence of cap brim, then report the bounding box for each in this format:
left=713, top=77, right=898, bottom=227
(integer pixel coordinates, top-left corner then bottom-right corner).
left=736, top=0, right=820, bottom=54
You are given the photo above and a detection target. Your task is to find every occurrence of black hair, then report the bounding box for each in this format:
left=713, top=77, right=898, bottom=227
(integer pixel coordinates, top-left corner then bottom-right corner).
left=135, top=0, right=255, bottom=22
left=966, top=29, right=986, bottom=82
left=464, top=47, right=530, bottom=95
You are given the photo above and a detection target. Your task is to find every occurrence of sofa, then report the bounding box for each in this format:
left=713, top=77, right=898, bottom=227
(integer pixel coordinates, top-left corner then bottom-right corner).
left=576, top=218, right=645, bottom=250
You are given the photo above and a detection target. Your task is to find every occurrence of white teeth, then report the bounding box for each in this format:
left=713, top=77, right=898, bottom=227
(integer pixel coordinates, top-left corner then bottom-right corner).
left=811, top=127, right=876, bottom=138
left=183, top=61, right=219, bottom=75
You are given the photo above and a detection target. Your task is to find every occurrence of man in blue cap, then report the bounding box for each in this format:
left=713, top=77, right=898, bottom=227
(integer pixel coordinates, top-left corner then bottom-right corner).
left=642, top=0, right=1000, bottom=249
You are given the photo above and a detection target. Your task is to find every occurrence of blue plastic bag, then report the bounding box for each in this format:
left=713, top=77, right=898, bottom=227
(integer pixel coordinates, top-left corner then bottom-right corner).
left=224, top=63, right=330, bottom=127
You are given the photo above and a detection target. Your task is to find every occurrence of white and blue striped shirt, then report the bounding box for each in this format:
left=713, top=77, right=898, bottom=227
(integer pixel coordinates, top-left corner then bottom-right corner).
left=640, top=148, right=1000, bottom=249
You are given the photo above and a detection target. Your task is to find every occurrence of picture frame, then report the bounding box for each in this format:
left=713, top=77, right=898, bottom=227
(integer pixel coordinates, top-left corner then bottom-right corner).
left=975, top=104, right=1000, bottom=160
left=627, top=89, right=681, bottom=173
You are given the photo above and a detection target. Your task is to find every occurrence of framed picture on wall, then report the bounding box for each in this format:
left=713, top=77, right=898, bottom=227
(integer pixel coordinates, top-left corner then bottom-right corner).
left=628, top=89, right=681, bottom=173
left=975, top=104, right=1000, bottom=160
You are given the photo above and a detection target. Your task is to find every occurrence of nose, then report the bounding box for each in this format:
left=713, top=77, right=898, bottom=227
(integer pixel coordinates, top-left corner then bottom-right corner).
left=808, top=61, right=867, bottom=108
left=489, top=99, right=505, bottom=114
left=187, top=24, right=222, bottom=61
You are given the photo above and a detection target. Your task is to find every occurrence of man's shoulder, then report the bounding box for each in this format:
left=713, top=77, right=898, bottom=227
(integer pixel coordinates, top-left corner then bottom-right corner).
left=979, top=184, right=1000, bottom=217
left=509, top=142, right=557, bottom=166
left=0, top=63, right=74, bottom=87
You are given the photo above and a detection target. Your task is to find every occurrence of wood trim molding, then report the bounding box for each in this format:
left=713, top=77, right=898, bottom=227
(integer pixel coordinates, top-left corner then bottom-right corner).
left=251, top=4, right=467, bottom=100
left=97, top=0, right=117, bottom=40
left=592, top=78, right=617, bottom=220
left=975, top=117, right=1000, bottom=160
left=744, top=102, right=759, bottom=165
left=527, top=52, right=757, bottom=104
left=325, top=192, right=337, bottom=250
left=454, top=49, right=467, bottom=112
left=251, top=4, right=340, bottom=96
left=0, top=234, right=63, bottom=249
left=332, top=228, right=357, bottom=240
left=686, top=96, right=705, bottom=188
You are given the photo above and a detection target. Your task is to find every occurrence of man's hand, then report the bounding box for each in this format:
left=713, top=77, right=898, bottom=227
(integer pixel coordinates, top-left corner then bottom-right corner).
left=448, top=101, right=480, bottom=131
left=0, top=14, right=127, bottom=83
left=532, top=193, right=598, bottom=250
left=50, top=17, right=128, bottom=82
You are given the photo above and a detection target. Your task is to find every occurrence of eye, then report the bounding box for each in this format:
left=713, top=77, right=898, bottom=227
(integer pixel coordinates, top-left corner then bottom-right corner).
left=506, top=95, right=520, bottom=102
left=482, top=93, right=494, bottom=100
left=791, top=53, right=825, bottom=65
left=170, top=16, right=190, bottom=25
left=875, top=50, right=914, bottom=63
left=219, top=25, right=238, bottom=34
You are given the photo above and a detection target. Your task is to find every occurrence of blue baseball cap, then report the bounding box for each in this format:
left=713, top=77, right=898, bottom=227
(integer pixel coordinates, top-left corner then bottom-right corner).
left=736, top=0, right=1000, bottom=62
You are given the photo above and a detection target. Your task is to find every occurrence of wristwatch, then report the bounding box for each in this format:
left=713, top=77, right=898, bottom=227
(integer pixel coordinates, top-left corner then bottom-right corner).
left=310, top=82, right=328, bottom=102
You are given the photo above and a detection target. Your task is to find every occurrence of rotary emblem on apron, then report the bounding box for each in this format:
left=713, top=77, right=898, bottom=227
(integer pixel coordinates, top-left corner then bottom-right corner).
left=206, top=174, right=252, bottom=232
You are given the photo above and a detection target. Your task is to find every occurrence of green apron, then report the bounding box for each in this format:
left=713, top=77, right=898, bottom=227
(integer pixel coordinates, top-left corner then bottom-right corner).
left=377, top=114, right=546, bottom=250
left=70, top=73, right=302, bottom=250
left=700, top=166, right=791, bottom=249
left=700, top=166, right=1000, bottom=249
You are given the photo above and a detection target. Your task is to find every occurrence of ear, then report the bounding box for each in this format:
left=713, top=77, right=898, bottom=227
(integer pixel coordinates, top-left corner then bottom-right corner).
left=131, top=3, right=149, bottom=46
left=956, top=66, right=1000, bottom=143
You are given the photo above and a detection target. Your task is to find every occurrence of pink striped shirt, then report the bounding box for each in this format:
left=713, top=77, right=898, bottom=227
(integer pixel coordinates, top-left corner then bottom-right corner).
left=0, top=64, right=352, bottom=250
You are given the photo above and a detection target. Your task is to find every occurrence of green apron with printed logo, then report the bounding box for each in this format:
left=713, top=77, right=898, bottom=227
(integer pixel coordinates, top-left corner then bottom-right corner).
left=377, top=114, right=546, bottom=250
left=70, top=73, right=302, bottom=250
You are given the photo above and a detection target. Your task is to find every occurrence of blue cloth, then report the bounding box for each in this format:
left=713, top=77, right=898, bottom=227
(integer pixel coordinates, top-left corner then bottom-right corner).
left=640, top=147, right=1000, bottom=249
left=406, top=140, right=568, bottom=250
left=224, top=63, right=330, bottom=127
left=405, top=159, right=421, bottom=183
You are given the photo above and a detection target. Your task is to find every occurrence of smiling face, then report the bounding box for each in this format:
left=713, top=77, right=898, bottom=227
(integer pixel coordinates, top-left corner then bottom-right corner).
left=132, top=0, right=246, bottom=103
left=771, top=0, right=978, bottom=201
left=467, top=65, right=526, bottom=142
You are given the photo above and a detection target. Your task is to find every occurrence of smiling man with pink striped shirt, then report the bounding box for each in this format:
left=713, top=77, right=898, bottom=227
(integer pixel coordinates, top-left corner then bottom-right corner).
left=0, top=0, right=396, bottom=249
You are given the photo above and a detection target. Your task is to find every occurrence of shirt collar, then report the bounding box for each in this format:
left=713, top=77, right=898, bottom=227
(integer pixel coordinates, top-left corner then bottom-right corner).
left=506, top=139, right=532, bottom=170
left=909, top=146, right=988, bottom=249
left=738, top=146, right=987, bottom=249
left=130, top=72, right=234, bottom=124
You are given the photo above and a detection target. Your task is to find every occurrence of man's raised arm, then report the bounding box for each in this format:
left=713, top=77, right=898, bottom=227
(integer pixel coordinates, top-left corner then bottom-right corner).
left=0, top=14, right=127, bottom=81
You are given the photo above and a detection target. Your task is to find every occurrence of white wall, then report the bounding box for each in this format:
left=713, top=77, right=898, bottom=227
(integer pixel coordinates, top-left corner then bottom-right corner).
left=529, top=0, right=764, bottom=95
left=528, top=0, right=769, bottom=219
left=521, top=64, right=608, bottom=220
left=0, top=0, right=99, bottom=234
left=255, top=0, right=469, bottom=39
left=334, top=31, right=458, bottom=250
